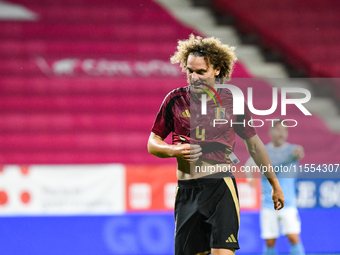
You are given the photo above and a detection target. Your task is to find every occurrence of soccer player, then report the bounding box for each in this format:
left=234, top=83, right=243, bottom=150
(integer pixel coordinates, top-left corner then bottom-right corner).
left=244, top=120, right=305, bottom=255
left=147, top=34, right=284, bottom=255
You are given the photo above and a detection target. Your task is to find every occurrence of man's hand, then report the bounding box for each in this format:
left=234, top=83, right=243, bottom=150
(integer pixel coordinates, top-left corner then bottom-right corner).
left=271, top=185, right=285, bottom=210
left=293, top=145, right=305, bottom=160
left=172, top=144, right=202, bottom=162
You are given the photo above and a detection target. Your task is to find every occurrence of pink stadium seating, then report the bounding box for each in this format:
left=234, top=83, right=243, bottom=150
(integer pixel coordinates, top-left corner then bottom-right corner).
left=213, top=0, right=340, bottom=81
left=0, top=0, right=339, bottom=164
left=0, top=23, right=189, bottom=42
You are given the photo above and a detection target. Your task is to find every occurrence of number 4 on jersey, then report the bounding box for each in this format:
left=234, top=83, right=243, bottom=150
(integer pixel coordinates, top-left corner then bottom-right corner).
left=196, top=126, right=205, bottom=141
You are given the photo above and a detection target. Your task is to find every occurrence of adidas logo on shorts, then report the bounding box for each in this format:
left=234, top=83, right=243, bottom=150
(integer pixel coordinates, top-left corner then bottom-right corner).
left=225, top=234, right=237, bottom=243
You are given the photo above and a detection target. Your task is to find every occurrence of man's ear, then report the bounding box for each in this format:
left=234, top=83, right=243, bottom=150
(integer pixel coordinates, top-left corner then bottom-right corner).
left=215, top=67, right=221, bottom=76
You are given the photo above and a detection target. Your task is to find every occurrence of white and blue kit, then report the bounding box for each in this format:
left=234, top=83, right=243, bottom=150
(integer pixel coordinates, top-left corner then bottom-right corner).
left=245, top=142, right=301, bottom=239
left=262, top=142, right=298, bottom=210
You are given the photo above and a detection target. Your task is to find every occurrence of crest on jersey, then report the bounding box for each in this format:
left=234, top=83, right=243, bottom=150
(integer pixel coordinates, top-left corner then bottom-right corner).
left=215, top=107, right=225, bottom=119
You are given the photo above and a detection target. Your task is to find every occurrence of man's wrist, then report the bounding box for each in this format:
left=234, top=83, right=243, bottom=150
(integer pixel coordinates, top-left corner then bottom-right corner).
left=272, top=181, right=282, bottom=190
left=169, top=144, right=178, bottom=158
left=268, top=178, right=281, bottom=189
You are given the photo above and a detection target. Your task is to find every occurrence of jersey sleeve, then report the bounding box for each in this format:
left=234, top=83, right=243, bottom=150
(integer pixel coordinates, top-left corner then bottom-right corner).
left=290, top=144, right=298, bottom=153
left=233, top=101, right=257, bottom=139
left=151, top=93, right=174, bottom=139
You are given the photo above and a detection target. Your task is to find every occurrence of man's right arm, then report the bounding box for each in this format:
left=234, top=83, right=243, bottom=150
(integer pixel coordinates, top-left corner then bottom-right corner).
left=243, top=134, right=284, bottom=210
left=244, top=157, right=257, bottom=188
left=147, top=132, right=202, bottom=162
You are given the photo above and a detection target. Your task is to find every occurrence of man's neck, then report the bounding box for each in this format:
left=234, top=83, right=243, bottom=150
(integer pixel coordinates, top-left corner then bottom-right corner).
left=273, top=142, right=285, bottom=148
left=195, top=92, right=213, bottom=101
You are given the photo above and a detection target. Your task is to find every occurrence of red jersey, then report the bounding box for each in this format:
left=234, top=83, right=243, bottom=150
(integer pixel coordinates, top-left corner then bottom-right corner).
left=151, top=86, right=256, bottom=163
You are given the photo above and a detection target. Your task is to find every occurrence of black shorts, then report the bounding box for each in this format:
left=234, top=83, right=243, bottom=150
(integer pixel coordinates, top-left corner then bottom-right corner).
left=174, top=172, right=240, bottom=255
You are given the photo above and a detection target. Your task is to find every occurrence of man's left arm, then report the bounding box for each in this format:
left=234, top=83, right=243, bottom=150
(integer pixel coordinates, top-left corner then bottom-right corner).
left=243, top=134, right=285, bottom=210
left=293, top=145, right=305, bottom=160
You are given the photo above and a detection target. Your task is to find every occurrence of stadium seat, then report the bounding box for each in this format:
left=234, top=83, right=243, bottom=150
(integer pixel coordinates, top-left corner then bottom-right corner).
left=0, top=0, right=339, bottom=165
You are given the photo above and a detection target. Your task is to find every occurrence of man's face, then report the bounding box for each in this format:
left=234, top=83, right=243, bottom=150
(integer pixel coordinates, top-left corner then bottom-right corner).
left=270, top=124, right=288, bottom=147
left=186, top=54, right=220, bottom=94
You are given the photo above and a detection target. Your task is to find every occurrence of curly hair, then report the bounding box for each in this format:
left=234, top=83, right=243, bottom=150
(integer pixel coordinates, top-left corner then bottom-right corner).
left=170, top=34, right=237, bottom=80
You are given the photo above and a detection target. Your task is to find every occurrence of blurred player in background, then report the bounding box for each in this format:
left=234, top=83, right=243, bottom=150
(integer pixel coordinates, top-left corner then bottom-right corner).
left=244, top=120, right=305, bottom=255
left=148, top=34, right=284, bottom=255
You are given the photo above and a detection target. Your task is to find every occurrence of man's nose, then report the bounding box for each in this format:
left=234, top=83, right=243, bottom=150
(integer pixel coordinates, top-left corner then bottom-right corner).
left=191, top=72, right=199, bottom=78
